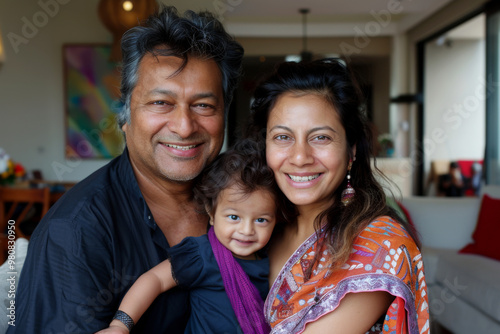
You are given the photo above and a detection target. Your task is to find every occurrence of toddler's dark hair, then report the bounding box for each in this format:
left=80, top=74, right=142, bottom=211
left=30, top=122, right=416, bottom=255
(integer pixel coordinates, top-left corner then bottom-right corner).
left=193, top=138, right=294, bottom=225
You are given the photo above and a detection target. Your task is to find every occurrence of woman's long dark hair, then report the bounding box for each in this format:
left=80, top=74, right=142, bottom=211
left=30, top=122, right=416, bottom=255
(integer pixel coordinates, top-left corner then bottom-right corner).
left=246, top=59, right=420, bottom=278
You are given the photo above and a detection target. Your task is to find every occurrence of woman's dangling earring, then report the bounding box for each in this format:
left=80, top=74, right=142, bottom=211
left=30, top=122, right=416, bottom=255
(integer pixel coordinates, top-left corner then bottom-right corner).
left=341, top=159, right=355, bottom=206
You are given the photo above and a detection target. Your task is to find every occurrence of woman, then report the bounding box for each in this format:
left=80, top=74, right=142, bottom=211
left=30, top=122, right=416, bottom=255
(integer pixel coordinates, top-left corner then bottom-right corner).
left=246, top=59, right=429, bottom=334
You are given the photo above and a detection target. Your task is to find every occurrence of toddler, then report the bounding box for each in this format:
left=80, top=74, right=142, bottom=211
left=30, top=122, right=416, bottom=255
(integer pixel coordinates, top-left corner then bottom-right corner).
left=97, top=139, right=291, bottom=334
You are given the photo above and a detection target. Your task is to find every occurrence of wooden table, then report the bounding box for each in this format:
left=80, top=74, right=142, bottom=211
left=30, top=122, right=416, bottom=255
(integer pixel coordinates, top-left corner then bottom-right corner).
left=13, top=180, right=76, bottom=205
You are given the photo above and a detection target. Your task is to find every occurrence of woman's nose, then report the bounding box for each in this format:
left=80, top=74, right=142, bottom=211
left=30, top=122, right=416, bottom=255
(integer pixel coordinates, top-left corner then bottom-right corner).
left=289, top=142, right=314, bottom=166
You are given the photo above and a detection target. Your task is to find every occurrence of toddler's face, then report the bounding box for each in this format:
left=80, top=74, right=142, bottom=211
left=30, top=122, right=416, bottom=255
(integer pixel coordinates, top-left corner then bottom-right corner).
left=211, top=185, right=277, bottom=259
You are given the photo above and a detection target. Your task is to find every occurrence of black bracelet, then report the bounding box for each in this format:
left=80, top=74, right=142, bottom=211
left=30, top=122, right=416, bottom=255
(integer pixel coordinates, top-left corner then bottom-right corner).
left=113, top=310, right=135, bottom=331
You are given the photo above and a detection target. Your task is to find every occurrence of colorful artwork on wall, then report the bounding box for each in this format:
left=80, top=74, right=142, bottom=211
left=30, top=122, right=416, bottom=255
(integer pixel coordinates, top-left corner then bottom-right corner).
left=63, top=44, right=124, bottom=159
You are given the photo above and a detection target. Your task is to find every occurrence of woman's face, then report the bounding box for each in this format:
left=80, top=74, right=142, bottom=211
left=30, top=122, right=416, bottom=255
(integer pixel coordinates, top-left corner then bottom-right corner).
left=266, top=92, right=352, bottom=213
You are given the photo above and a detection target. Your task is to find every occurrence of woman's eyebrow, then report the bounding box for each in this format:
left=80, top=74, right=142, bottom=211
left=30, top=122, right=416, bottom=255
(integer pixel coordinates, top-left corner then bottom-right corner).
left=268, top=125, right=292, bottom=132
left=268, top=125, right=338, bottom=135
left=308, top=126, right=337, bottom=135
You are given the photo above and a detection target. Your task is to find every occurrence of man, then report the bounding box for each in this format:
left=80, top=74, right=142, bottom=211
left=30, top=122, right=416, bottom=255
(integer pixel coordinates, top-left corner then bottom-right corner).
left=10, top=6, right=243, bottom=333
left=438, top=162, right=465, bottom=197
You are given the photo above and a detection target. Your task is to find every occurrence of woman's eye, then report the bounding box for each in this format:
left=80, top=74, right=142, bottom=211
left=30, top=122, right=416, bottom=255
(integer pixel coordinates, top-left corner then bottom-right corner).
left=275, top=135, right=289, bottom=141
left=229, top=215, right=239, bottom=221
left=313, top=135, right=330, bottom=142
left=256, top=218, right=267, bottom=223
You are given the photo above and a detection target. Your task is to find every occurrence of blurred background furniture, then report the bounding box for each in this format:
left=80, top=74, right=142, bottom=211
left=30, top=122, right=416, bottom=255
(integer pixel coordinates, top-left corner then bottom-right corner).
left=0, top=187, right=50, bottom=263
left=28, top=180, right=75, bottom=204
left=372, top=157, right=413, bottom=197
left=0, top=237, right=28, bottom=333
left=426, top=160, right=484, bottom=196
left=400, top=185, right=500, bottom=334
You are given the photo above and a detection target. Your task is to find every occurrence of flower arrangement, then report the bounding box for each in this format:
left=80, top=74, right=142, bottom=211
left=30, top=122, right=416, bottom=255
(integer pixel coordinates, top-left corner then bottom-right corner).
left=0, top=148, right=26, bottom=185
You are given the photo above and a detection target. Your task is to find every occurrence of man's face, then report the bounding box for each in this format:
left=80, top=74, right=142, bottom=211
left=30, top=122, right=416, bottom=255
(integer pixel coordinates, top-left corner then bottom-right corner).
left=123, top=54, right=225, bottom=183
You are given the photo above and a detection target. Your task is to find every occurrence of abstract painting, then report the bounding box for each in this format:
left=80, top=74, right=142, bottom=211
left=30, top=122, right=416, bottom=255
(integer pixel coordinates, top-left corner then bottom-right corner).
left=63, top=44, right=124, bottom=159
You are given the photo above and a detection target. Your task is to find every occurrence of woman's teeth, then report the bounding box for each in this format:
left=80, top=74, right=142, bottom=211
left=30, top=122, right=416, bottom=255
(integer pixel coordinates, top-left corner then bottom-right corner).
left=288, top=174, right=320, bottom=182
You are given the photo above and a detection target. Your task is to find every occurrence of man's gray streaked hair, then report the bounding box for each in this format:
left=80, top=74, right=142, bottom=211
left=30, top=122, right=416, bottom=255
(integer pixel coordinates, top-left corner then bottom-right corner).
left=117, top=5, right=244, bottom=128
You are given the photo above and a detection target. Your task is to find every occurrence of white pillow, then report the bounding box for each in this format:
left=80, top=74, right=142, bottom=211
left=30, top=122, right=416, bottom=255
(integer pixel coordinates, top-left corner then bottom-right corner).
left=0, top=238, right=29, bottom=334
left=481, top=185, right=500, bottom=199
left=401, top=197, right=480, bottom=249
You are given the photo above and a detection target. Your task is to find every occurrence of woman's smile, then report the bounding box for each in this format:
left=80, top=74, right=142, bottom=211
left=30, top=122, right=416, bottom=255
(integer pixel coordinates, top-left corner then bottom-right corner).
left=287, top=173, right=321, bottom=182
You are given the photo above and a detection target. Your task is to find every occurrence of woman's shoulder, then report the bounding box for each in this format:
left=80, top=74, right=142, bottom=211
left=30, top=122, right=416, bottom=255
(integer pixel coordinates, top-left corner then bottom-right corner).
left=358, top=216, right=418, bottom=249
left=349, top=216, right=422, bottom=276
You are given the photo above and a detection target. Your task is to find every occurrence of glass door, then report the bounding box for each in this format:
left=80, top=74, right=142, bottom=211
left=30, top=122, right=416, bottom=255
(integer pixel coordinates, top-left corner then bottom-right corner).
left=419, top=14, right=486, bottom=196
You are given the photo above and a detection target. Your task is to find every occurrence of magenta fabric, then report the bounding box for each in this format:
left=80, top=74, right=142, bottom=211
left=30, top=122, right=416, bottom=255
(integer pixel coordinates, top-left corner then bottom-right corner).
left=208, top=227, right=270, bottom=334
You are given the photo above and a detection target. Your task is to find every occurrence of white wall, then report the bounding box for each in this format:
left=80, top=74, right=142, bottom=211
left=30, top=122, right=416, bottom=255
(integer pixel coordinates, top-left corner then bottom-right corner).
left=0, top=0, right=111, bottom=182
left=423, top=39, right=485, bottom=176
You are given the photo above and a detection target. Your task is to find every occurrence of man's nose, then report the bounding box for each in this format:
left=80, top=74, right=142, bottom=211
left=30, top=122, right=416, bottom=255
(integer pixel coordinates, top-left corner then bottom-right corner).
left=167, top=106, right=198, bottom=138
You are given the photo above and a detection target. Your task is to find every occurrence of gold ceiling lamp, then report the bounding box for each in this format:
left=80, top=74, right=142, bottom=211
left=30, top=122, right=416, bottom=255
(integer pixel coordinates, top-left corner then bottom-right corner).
left=98, top=0, right=158, bottom=62
left=0, top=31, right=5, bottom=69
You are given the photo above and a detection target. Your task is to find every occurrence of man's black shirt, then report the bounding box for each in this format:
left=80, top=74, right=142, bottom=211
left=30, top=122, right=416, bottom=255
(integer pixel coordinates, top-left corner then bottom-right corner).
left=9, top=149, right=190, bottom=333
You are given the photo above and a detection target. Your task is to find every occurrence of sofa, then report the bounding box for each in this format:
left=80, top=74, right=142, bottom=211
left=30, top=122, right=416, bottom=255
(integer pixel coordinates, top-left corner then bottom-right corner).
left=0, top=238, right=28, bottom=333
left=400, top=185, right=500, bottom=334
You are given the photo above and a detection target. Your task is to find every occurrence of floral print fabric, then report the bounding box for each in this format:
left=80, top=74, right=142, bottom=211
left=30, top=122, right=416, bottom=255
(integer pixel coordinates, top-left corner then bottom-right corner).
left=264, top=216, right=429, bottom=334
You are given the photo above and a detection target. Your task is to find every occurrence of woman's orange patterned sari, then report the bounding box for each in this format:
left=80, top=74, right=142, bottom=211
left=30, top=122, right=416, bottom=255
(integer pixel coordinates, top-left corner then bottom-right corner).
left=264, top=216, right=429, bottom=334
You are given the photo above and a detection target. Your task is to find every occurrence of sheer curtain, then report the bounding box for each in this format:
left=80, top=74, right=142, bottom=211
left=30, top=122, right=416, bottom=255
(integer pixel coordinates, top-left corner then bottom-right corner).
left=486, top=1, right=500, bottom=185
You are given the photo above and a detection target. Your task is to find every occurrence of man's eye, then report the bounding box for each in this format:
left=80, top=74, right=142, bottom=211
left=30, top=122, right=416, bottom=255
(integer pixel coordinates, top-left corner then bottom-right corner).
left=196, top=103, right=213, bottom=108
left=193, top=103, right=217, bottom=115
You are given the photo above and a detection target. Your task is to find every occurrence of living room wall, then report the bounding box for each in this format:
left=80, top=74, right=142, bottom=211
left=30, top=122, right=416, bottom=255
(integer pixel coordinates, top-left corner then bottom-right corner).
left=0, top=0, right=111, bottom=182
left=0, top=0, right=393, bottom=182
left=0, top=0, right=223, bottom=182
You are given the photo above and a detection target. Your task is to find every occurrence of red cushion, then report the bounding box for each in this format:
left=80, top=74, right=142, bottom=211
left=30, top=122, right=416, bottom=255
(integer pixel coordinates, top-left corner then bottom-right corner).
left=459, top=194, right=500, bottom=261
left=456, top=160, right=474, bottom=178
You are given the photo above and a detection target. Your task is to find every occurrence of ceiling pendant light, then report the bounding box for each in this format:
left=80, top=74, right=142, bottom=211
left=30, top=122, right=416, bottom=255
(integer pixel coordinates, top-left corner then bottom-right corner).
left=98, top=0, right=158, bottom=62
left=299, top=8, right=312, bottom=62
